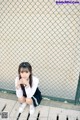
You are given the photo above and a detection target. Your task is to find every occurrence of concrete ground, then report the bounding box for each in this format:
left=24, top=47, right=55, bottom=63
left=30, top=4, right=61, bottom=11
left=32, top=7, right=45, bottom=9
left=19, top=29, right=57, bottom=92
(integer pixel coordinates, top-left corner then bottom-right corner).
left=0, top=92, right=80, bottom=120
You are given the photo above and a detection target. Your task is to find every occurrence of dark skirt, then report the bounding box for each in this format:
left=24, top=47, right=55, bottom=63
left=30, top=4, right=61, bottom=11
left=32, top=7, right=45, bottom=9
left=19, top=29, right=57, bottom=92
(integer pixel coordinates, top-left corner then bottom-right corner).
left=31, top=88, right=42, bottom=107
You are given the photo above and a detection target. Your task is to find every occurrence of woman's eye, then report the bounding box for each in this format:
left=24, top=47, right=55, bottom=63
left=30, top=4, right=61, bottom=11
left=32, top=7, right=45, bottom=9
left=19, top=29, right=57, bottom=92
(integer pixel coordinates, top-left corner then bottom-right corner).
left=20, top=71, right=28, bottom=73
left=20, top=71, right=23, bottom=73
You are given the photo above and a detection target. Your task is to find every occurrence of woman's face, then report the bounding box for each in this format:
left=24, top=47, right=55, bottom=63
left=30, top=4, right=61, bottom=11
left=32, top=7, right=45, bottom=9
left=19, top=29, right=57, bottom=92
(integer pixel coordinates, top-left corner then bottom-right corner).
left=20, top=67, right=30, bottom=80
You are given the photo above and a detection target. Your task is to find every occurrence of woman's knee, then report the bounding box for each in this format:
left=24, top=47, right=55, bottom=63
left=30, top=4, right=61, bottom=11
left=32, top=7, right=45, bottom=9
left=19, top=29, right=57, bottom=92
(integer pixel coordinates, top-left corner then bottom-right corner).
left=26, top=98, right=33, bottom=105
left=18, top=97, right=26, bottom=103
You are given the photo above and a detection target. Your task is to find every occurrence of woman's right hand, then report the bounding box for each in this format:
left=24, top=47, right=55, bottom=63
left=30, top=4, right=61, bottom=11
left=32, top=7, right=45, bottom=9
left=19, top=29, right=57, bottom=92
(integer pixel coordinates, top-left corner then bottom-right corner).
left=16, top=79, right=23, bottom=89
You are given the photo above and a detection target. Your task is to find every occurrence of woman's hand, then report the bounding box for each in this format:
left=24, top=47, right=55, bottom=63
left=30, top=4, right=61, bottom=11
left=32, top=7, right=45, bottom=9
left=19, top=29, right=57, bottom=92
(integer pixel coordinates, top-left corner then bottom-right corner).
left=16, top=79, right=23, bottom=89
left=16, top=78, right=29, bottom=89
left=22, top=78, right=29, bottom=86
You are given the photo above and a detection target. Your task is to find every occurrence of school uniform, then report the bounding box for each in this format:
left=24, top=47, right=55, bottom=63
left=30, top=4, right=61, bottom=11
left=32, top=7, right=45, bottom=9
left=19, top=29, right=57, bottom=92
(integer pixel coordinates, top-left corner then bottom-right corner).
left=15, top=76, right=42, bottom=107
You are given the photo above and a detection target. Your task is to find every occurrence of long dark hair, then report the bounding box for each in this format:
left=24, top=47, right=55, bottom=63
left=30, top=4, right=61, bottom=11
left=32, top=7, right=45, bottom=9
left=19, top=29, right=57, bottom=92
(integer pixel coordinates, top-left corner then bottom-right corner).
left=18, top=62, right=32, bottom=88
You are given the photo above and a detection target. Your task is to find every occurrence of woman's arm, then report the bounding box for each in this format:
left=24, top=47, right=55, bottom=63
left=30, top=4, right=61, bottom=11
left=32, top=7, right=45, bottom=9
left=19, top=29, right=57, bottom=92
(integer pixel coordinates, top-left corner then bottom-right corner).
left=15, top=77, right=23, bottom=89
left=15, top=77, right=23, bottom=97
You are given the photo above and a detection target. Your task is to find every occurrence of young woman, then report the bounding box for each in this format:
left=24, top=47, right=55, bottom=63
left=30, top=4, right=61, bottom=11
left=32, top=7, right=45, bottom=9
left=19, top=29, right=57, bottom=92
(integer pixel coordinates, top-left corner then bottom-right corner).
left=15, top=62, right=42, bottom=115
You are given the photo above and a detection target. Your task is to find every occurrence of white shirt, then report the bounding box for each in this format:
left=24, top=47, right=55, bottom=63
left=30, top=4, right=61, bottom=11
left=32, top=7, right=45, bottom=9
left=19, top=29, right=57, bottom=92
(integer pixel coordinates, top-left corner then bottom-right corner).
left=15, top=76, right=39, bottom=98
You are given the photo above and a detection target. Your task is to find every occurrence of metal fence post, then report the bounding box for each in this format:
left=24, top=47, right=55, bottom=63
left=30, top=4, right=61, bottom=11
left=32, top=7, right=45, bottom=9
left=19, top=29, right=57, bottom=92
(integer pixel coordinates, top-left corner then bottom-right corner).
left=75, top=73, right=80, bottom=104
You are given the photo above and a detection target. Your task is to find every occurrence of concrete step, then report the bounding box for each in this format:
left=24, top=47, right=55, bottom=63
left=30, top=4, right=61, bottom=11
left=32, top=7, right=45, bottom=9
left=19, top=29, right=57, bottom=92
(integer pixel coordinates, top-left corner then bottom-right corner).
left=0, top=98, right=80, bottom=120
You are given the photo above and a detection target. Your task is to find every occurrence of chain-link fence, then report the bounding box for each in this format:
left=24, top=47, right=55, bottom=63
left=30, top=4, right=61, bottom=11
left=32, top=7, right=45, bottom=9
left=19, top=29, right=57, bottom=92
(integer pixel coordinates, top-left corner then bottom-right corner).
left=0, top=0, right=80, bottom=104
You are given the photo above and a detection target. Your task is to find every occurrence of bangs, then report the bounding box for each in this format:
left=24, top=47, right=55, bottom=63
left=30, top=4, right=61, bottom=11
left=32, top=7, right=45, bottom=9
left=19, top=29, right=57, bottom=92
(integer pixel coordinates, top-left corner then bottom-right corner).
left=20, top=67, right=29, bottom=73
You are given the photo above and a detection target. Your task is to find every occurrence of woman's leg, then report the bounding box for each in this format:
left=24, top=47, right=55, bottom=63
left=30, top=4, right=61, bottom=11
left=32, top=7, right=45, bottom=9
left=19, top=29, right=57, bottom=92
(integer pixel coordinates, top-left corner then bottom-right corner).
left=26, top=98, right=33, bottom=105
left=18, top=97, right=27, bottom=113
left=26, top=98, right=35, bottom=115
left=16, top=88, right=27, bottom=113
left=18, top=96, right=26, bottom=103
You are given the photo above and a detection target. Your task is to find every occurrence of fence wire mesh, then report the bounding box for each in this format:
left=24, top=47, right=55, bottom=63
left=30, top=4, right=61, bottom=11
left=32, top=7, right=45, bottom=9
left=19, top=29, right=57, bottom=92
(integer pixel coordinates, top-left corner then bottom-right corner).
left=0, top=0, right=80, bottom=103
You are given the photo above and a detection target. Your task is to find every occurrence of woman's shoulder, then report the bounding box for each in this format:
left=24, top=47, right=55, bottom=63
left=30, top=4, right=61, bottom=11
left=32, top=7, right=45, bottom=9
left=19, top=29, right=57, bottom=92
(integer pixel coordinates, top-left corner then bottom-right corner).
left=32, top=76, right=39, bottom=83
left=32, top=76, right=39, bottom=80
left=15, top=76, right=19, bottom=81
